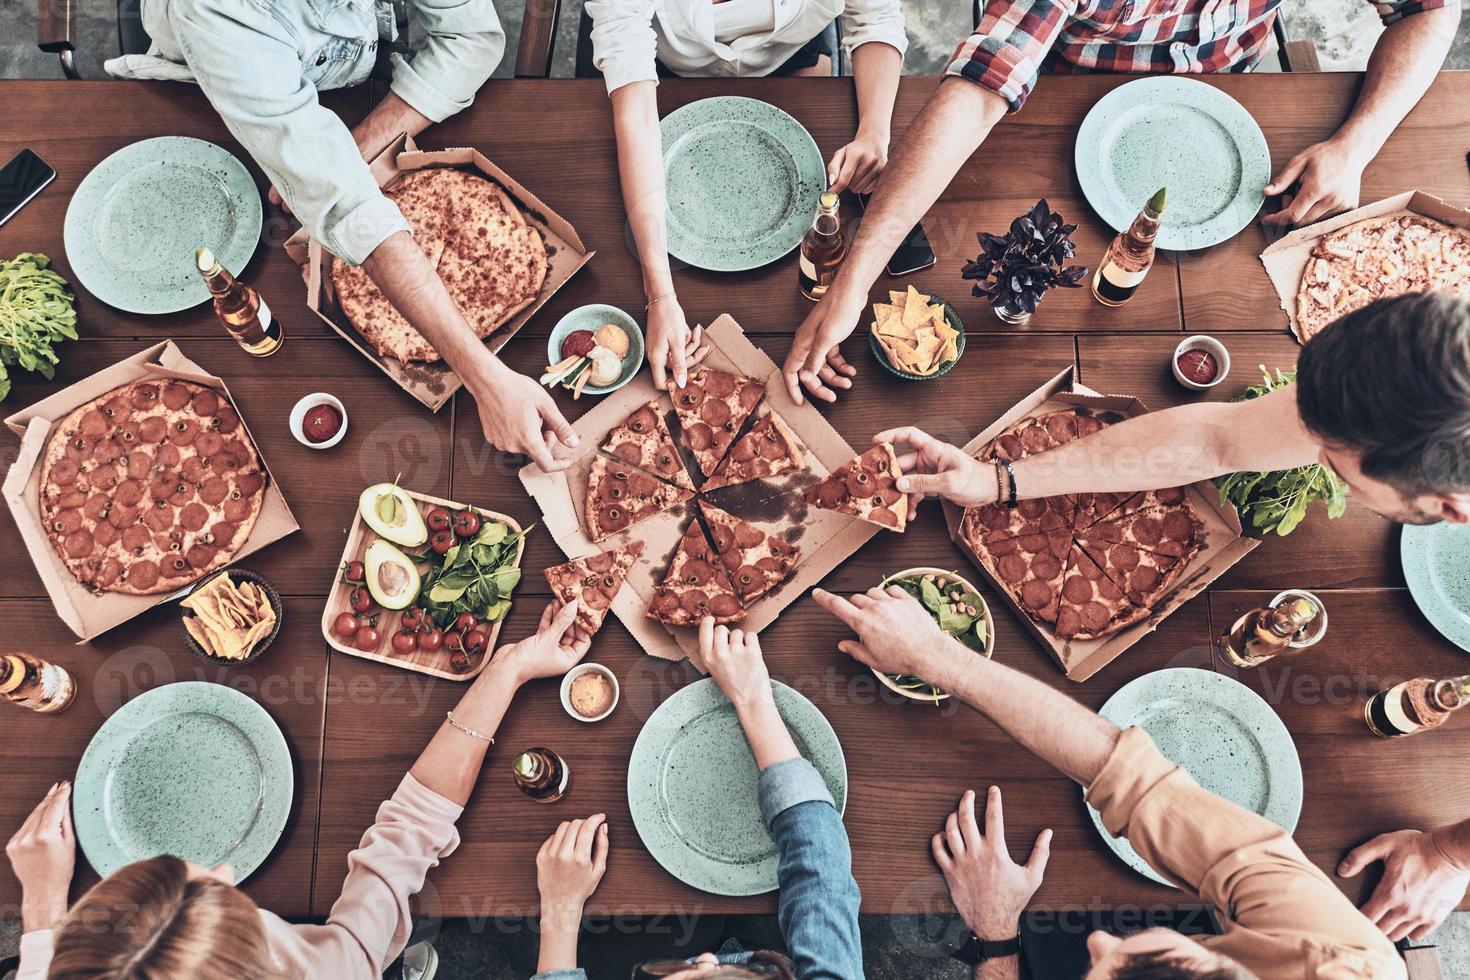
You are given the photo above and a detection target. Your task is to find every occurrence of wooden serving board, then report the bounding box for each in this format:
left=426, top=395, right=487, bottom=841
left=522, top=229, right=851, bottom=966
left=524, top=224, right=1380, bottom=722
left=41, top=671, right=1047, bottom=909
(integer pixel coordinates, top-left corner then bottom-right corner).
left=319, top=488, right=524, bottom=681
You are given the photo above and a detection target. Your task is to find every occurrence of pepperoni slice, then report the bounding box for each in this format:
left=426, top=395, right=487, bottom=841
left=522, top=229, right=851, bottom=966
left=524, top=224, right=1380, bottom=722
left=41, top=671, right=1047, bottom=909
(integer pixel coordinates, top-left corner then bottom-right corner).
left=140, top=416, right=167, bottom=443
left=875, top=486, right=903, bottom=507
left=611, top=441, right=641, bottom=466
left=1045, top=413, right=1079, bottom=443
left=122, top=524, right=151, bottom=553
left=214, top=407, right=240, bottom=433
left=83, top=493, right=110, bottom=520
left=627, top=472, right=660, bottom=497
left=1109, top=544, right=1140, bottom=573
left=94, top=439, right=123, bottom=464
left=707, top=593, right=743, bottom=618
left=650, top=590, right=680, bottom=616
left=49, top=458, right=79, bottom=485
left=212, top=445, right=243, bottom=471
left=1161, top=511, right=1196, bottom=541
left=127, top=561, right=160, bottom=590
left=130, top=384, right=160, bottom=411
left=186, top=543, right=217, bottom=569
left=586, top=552, right=615, bottom=573
left=1056, top=606, right=1083, bottom=638
left=1129, top=566, right=1162, bottom=592
left=199, top=477, right=229, bottom=505
left=625, top=406, right=657, bottom=434
left=733, top=524, right=764, bottom=549
left=703, top=372, right=736, bottom=398
left=194, top=431, right=224, bottom=458
left=156, top=444, right=181, bottom=468
left=737, top=384, right=761, bottom=411
left=55, top=489, right=86, bottom=510
left=1155, top=486, right=1186, bottom=506
left=160, top=382, right=191, bottom=411
left=1033, top=553, right=1063, bottom=580
left=64, top=529, right=94, bottom=558
left=50, top=509, right=84, bottom=535
left=732, top=566, right=761, bottom=594
left=209, top=521, right=238, bottom=545
left=79, top=410, right=108, bottom=438
left=65, top=435, right=95, bottom=462
left=1079, top=601, right=1111, bottom=631
left=1017, top=499, right=1045, bottom=521
left=710, top=527, right=736, bottom=553
left=168, top=419, right=200, bottom=446
left=812, top=480, right=845, bottom=507
left=700, top=399, right=731, bottom=427
left=681, top=558, right=715, bottom=586
left=181, top=457, right=208, bottom=483
left=162, top=555, right=193, bottom=579
left=191, top=389, right=219, bottom=416
left=123, top=451, right=150, bottom=481
left=1021, top=579, right=1055, bottom=610
left=581, top=585, right=610, bottom=609
left=110, top=505, right=141, bottom=529
left=223, top=496, right=251, bottom=522
left=731, top=438, right=758, bottom=463
left=684, top=423, right=713, bottom=452
left=1076, top=416, right=1105, bottom=438
left=597, top=505, right=629, bottom=533
left=144, top=503, right=175, bottom=533
left=996, top=553, right=1027, bottom=584
left=169, top=480, right=196, bottom=507
left=1062, top=574, right=1093, bottom=603
left=1020, top=426, right=1052, bottom=454
left=149, top=476, right=175, bottom=501
left=116, top=420, right=142, bottom=446
left=95, top=556, right=123, bottom=587
left=93, top=522, right=118, bottom=548
left=178, top=502, right=210, bottom=532
left=996, top=434, right=1024, bottom=460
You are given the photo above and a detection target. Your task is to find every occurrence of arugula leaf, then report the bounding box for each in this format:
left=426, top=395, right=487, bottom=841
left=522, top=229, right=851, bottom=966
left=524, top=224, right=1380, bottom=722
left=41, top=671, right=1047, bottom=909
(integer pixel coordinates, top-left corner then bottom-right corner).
left=0, top=253, right=77, bottom=402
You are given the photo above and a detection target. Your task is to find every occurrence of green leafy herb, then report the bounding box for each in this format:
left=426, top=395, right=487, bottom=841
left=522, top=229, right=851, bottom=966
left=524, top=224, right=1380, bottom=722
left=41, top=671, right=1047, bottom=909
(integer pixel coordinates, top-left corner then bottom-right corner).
left=416, top=519, right=531, bottom=626
left=1217, top=366, right=1348, bottom=536
left=0, top=253, right=77, bottom=401
left=878, top=572, right=990, bottom=703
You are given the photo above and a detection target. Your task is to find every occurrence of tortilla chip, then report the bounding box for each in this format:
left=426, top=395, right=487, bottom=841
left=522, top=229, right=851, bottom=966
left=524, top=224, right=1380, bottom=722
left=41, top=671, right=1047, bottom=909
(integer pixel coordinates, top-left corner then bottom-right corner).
left=183, top=615, right=218, bottom=656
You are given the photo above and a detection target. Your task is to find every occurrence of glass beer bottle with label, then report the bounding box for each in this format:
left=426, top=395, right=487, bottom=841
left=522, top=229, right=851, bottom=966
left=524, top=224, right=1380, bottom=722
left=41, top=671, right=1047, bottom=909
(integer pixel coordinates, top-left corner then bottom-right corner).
left=799, top=191, right=847, bottom=301
left=1365, top=673, right=1470, bottom=738
left=1, top=652, right=76, bottom=714
left=513, top=747, right=569, bottom=803
left=195, top=246, right=284, bottom=356
left=1092, top=187, right=1165, bottom=307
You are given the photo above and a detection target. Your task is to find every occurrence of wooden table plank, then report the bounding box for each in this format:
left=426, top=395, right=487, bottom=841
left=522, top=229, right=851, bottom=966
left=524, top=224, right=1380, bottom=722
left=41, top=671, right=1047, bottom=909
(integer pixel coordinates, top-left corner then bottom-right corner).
left=0, top=598, right=327, bottom=917
left=1210, top=589, right=1470, bottom=909
left=1175, top=72, right=1470, bottom=331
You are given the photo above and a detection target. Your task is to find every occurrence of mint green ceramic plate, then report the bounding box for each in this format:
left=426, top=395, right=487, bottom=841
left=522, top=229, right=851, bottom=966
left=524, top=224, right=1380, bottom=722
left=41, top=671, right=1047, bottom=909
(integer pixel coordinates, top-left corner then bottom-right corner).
left=73, top=681, right=292, bottom=882
left=1085, top=668, right=1301, bottom=887
left=628, top=678, right=846, bottom=895
left=1075, top=77, right=1269, bottom=251
left=64, top=136, right=261, bottom=314
left=1403, top=523, right=1470, bottom=651
left=660, top=97, right=825, bottom=272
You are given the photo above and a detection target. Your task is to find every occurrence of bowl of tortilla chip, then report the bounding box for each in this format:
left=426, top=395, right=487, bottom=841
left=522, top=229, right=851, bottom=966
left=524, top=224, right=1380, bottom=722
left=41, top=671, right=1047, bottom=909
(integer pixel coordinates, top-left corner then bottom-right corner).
left=180, top=568, right=283, bottom=666
left=868, top=286, right=965, bottom=381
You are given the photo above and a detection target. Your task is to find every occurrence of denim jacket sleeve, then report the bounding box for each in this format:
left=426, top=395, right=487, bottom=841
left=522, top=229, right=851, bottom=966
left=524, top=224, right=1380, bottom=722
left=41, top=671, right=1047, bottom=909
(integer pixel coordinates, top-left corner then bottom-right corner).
left=392, top=0, right=506, bottom=122
left=758, top=758, right=864, bottom=980
left=164, top=0, right=410, bottom=264
left=529, top=972, right=587, bottom=980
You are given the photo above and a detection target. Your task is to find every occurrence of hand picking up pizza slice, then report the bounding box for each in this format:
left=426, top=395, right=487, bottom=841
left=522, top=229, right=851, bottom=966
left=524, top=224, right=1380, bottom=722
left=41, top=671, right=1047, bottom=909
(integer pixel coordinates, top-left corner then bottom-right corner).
left=600, top=401, right=694, bottom=490
left=544, top=542, right=645, bottom=636
left=647, top=519, right=747, bottom=626
left=698, top=502, right=800, bottom=603
left=802, top=442, right=908, bottom=531
left=584, top=455, right=692, bottom=542
left=702, top=409, right=806, bottom=491
left=669, top=367, right=765, bottom=478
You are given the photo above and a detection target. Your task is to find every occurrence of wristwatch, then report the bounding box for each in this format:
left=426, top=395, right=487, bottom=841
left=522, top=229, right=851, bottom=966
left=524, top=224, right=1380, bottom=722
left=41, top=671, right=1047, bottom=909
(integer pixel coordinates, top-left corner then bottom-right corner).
left=951, top=932, right=1022, bottom=966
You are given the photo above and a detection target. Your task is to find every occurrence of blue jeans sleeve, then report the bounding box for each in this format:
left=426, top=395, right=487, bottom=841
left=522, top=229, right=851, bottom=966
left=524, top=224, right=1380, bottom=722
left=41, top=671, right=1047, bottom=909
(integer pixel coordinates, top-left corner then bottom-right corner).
left=759, top=760, right=864, bottom=980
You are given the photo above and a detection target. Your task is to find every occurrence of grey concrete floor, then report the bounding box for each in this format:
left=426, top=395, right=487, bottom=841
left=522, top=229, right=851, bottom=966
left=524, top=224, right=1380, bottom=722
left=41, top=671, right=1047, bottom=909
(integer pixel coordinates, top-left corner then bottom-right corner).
left=4, top=0, right=1470, bottom=978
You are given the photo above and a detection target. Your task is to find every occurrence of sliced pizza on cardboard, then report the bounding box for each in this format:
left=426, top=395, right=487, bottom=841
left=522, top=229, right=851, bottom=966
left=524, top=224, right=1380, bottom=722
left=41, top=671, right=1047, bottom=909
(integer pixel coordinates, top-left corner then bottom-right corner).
left=600, top=401, right=695, bottom=491
left=647, top=519, right=746, bottom=626
left=584, top=455, right=692, bottom=542
left=699, top=502, right=800, bottom=603
left=702, top=409, right=806, bottom=491
left=669, top=367, right=765, bottom=478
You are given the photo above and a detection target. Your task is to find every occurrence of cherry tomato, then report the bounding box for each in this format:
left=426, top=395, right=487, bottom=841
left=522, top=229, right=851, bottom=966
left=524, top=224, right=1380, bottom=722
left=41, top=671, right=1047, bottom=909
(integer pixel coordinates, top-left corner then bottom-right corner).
left=444, top=632, right=465, bottom=654
left=391, top=630, right=418, bottom=654
left=353, top=626, right=381, bottom=652
left=453, top=509, right=481, bottom=538
left=464, top=628, right=490, bottom=655
left=430, top=529, right=456, bottom=555
left=400, top=607, right=422, bottom=630
left=342, top=560, right=365, bottom=584
left=453, top=613, right=478, bottom=634
left=448, top=650, right=473, bottom=673
left=426, top=507, right=453, bottom=533
left=332, top=612, right=360, bottom=638
left=418, top=628, right=444, bottom=652
left=349, top=586, right=373, bottom=614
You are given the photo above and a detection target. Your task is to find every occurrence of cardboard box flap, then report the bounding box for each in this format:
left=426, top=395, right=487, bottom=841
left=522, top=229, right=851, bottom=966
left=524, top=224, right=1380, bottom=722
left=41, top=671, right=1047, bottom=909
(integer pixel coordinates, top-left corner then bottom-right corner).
left=2, top=417, right=86, bottom=638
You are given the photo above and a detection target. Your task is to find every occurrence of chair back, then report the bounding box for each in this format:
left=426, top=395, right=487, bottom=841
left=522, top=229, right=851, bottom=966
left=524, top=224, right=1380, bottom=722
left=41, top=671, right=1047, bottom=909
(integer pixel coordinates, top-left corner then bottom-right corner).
left=118, top=0, right=150, bottom=54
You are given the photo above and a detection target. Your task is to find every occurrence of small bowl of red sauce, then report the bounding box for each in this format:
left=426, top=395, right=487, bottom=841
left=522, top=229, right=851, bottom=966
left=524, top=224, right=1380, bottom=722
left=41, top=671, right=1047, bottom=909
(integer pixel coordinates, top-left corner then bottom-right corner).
left=1172, top=335, right=1230, bottom=391
left=289, top=393, right=348, bottom=450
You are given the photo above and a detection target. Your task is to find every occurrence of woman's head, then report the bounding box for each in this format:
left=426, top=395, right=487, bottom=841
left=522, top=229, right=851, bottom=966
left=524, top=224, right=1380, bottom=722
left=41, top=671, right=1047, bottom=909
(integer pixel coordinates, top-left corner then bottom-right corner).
left=47, top=855, right=278, bottom=980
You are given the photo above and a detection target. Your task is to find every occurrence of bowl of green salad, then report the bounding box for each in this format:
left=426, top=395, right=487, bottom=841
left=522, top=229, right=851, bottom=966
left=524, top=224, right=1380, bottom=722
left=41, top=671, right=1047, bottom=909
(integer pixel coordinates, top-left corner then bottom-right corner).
left=874, top=567, right=993, bottom=703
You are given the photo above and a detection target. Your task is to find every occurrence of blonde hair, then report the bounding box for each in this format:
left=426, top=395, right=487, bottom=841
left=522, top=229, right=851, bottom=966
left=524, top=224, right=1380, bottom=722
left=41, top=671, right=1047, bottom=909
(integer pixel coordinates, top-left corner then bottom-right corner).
left=48, top=856, right=281, bottom=980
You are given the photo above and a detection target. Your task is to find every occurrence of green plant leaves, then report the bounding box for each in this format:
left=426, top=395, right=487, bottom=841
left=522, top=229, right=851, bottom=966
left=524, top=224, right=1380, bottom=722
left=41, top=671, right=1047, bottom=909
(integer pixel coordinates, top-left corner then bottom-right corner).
left=0, top=253, right=77, bottom=402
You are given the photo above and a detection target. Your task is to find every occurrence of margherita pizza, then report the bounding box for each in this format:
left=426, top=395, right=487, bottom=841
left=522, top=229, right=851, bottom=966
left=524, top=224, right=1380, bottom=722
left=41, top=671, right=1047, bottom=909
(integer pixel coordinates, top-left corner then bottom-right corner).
left=699, top=503, right=799, bottom=603
left=803, top=443, right=908, bottom=531
left=669, top=368, right=764, bottom=478
left=648, top=520, right=746, bottom=626
left=545, top=542, right=644, bottom=636
left=38, top=380, right=266, bottom=595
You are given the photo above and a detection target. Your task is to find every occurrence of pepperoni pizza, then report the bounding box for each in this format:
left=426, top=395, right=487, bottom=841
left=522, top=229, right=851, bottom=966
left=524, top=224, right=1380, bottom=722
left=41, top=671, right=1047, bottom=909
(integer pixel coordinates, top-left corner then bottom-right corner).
left=699, top=503, right=799, bottom=603
left=544, top=541, right=644, bottom=636
left=38, top=380, right=267, bottom=595
left=702, top=409, right=806, bottom=491
left=584, top=455, right=693, bottom=542
left=802, top=443, right=908, bottom=531
left=600, top=401, right=694, bottom=491
left=647, top=519, right=747, bottom=626
left=669, top=368, right=764, bottom=478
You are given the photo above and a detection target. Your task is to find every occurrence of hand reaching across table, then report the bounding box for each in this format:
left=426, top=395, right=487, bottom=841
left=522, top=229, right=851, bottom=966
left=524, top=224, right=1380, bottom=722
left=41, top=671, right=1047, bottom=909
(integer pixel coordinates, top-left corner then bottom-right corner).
left=644, top=303, right=711, bottom=390
left=812, top=585, right=960, bottom=685
left=535, top=814, right=610, bottom=973
left=1339, top=826, right=1470, bottom=942
left=1261, top=139, right=1365, bottom=228
left=6, top=781, right=75, bottom=933
left=783, top=291, right=862, bottom=405
left=877, top=426, right=998, bottom=519
left=491, top=600, right=592, bottom=687
left=700, top=619, right=800, bottom=770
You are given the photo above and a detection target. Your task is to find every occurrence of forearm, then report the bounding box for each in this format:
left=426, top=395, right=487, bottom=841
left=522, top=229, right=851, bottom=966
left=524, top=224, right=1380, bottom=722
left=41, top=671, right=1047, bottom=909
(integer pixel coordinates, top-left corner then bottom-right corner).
left=976, top=958, right=1019, bottom=980
left=353, top=91, right=434, bottom=163
left=536, top=918, right=581, bottom=973
left=1430, top=816, right=1470, bottom=872
left=737, top=695, right=801, bottom=769
left=851, top=43, right=901, bottom=144
left=611, top=83, right=675, bottom=300
left=21, top=894, right=67, bottom=933
left=932, top=638, right=1118, bottom=785
left=409, top=662, right=519, bottom=804
left=831, top=78, right=1005, bottom=302
left=1332, top=8, right=1459, bottom=162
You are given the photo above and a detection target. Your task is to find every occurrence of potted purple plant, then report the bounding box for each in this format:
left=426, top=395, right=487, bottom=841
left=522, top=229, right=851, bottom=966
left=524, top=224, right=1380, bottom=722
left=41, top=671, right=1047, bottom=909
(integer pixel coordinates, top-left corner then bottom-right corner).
left=962, top=199, right=1087, bottom=325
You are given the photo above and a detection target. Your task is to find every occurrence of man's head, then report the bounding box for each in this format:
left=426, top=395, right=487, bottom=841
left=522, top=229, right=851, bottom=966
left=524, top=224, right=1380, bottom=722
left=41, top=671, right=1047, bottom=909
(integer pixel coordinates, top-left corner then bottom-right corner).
left=1086, top=928, right=1255, bottom=979
left=1297, top=292, right=1470, bottom=524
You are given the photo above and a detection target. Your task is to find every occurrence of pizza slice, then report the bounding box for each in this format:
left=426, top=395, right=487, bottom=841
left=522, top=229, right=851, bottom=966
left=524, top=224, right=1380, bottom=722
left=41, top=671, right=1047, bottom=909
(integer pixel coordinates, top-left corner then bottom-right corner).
left=971, top=509, right=1071, bottom=624
left=1074, top=532, right=1187, bottom=610
left=669, top=367, right=765, bottom=477
left=544, top=541, right=645, bottom=636
left=802, top=443, right=908, bottom=531
left=986, top=409, right=1114, bottom=462
left=960, top=495, right=1079, bottom=554
left=702, top=409, right=806, bottom=491
left=600, top=401, right=694, bottom=490
left=1080, top=490, right=1204, bottom=561
left=699, top=502, right=800, bottom=603
left=1054, top=544, right=1149, bottom=641
left=647, top=519, right=747, bottom=626
left=584, top=455, right=693, bottom=542
left=1072, top=490, right=1148, bottom=531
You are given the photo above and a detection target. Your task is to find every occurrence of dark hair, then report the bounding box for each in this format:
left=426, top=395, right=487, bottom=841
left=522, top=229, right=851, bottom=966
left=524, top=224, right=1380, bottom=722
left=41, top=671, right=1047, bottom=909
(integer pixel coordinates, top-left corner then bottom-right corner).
left=1297, top=292, right=1470, bottom=497
left=1111, top=950, right=1256, bottom=980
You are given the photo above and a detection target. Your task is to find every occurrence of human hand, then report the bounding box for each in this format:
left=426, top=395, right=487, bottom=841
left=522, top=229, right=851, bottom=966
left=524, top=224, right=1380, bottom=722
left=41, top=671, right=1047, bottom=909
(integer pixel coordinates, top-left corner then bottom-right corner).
left=784, top=292, right=862, bottom=405
left=933, top=787, right=1050, bottom=940
left=812, top=586, right=958, bottom=681
left=645, top=300, right=711, bottom=389
left=826, top=130, right=889, bottom=195
left=6, top=781, right=75, bottom=932
left=537, top=814, right=610, bottom=928
left=1262, top=138, right=1365, bottom=227
left=490, top=601, right=591, bottom=687
left=876, top=426, right=996, bottom=518
left=267, top=185, right=293, bottom=216
left=1340, top=829, right=1470, bottom=941
left=473, top=364, right=581, bottom=473
left=700, top=619, right=773, bottom=713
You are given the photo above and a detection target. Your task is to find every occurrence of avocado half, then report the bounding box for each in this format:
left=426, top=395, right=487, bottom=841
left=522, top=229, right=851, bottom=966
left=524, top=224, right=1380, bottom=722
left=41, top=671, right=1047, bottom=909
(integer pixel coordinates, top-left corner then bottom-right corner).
left=359, top=483, right=428, bottom=547
left=364, top=539, right=421, bottom=610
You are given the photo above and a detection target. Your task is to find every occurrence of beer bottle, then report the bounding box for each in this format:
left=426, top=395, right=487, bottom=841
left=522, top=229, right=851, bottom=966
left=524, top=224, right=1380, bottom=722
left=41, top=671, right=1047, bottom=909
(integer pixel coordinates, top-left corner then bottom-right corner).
left=1219, top=595, right=1321, bottom=669
left=799, top=192, right=847, bottom=301
left=1366, top=674, right=1470, bottom=738
left=1092, top=187, right=1165, bottom=307
left=1, top=652, right=77, bottom=714
left=195, top=247, right=284, bottom=357
left=513, top=747, right=569, bottom=803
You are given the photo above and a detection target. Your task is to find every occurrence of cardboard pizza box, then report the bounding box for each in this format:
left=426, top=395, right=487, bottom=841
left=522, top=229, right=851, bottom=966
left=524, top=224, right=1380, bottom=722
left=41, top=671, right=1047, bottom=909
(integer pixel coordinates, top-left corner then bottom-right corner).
left=1260, top=190, right=1470, bottom=343
left=520, top=314, right=880, bottom=669
left=2, top=341, right=300, bottom=642
left=941, top=368, right=1259, bottom=683
left=284, top=133, right=595, bottom=412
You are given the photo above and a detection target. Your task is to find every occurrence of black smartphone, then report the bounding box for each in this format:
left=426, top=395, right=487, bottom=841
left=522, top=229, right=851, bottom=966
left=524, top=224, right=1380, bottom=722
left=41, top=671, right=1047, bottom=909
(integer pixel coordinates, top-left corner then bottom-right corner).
left=857, top=192, right=936, bottom=277
left=0, top=150, right=57, bottom=228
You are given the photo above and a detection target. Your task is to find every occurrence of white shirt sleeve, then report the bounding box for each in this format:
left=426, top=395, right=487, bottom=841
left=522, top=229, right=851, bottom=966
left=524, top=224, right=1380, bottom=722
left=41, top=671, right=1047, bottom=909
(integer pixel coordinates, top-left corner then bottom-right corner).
left=586, top=0, right=663, bottom=93
left=839, top=0, right=907, bottom=58
left=392, top=0, right=507, bottom=123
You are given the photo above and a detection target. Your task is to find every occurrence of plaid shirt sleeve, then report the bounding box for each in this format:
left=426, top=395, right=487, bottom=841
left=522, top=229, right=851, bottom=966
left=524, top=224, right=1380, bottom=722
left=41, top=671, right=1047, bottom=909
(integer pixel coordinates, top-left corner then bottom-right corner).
left=944, top=0, right=1080, bottom=112
left=1370, top=0, right=1455, bottom=25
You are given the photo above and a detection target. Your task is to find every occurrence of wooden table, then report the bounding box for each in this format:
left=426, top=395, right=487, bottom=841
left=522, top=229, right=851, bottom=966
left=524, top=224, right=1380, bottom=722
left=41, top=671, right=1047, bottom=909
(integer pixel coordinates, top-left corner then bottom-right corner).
left=2, top=71, right=1469, bottom=922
